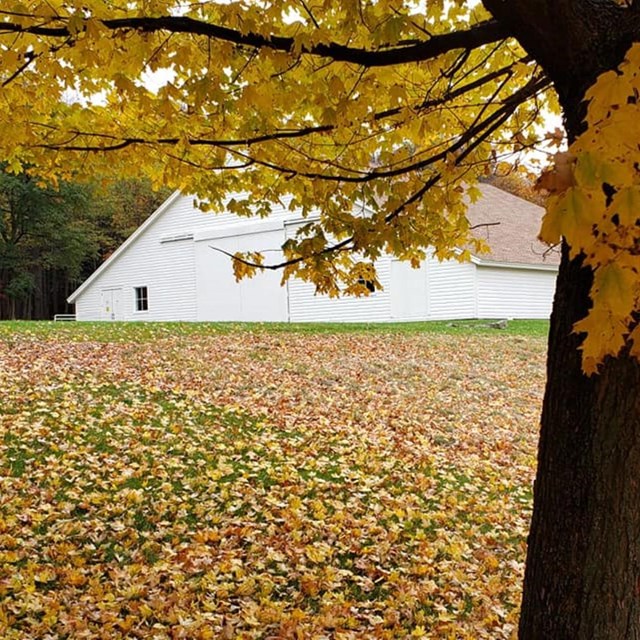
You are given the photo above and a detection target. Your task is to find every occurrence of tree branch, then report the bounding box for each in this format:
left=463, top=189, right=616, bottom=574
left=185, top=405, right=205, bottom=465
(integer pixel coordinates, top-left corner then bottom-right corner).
left=215, top=74, right=550, bottom=183
left=33, top=58, right=532, bottom=154
left=0, top=15, right=509, bottom=68
left=212, top=88, right=528, bottom=275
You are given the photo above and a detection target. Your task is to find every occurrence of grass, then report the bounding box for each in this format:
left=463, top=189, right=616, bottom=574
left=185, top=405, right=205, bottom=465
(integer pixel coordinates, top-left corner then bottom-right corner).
left=0, top=317, right=549, bottom=342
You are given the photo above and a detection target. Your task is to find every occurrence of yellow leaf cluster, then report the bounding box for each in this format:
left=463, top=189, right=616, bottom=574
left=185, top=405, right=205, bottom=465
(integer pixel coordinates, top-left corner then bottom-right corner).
left=538, top=44, right=640, bottom=374
left=0, top=0, right=551, bottom=295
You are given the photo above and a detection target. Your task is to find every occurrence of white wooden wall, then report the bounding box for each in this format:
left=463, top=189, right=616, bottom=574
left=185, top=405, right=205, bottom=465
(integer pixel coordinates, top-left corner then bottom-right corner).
left=476, top=265, right=557, bottom=319
left=287, top=256, right=480, bottom=323
left=73, top=192, right=558, bottom=322
left=288, top=258, right=392, bottom=323
left=389, top=261, right=428, bottom=319
left=74, top=194, right=216, bottom=321
left=194, top=221, right=288, bottom=321
left=389, top=258, right=477, bottom=320
left=424, top=258, right=477, bottom=319
left=74, top=194, right=310, bottom=321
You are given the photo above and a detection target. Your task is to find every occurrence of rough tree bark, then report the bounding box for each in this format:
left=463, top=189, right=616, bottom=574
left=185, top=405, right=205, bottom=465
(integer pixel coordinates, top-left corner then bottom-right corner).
left=482, top=1, right=640, bottom=637
left=521, top=249, right=640, bottom=638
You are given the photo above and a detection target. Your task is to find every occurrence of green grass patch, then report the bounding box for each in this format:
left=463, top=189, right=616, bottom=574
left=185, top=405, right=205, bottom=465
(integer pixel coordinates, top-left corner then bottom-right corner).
left=0, top=317, right=548, bottom=341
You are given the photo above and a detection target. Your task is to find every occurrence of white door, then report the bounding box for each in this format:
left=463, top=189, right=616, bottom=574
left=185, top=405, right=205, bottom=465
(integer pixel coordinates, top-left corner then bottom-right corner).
left=100, top=288, right=122, bottom=321
left=390, top=260, right=428, bottom=319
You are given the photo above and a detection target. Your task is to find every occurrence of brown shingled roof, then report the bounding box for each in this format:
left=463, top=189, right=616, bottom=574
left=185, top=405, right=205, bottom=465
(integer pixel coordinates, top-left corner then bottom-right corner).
left=467, top=183, right=560, bottom=267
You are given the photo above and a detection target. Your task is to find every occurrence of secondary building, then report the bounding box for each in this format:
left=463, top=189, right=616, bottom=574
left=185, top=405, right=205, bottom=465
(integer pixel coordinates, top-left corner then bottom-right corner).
left=68, top=184, right=559, bottom=322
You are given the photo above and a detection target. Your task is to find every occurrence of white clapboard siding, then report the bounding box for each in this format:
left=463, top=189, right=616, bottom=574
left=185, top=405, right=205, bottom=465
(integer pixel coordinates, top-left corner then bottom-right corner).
left=426, top=258, right=477, bottom=319
left=188, top=193, right=298, bottom=229
left=476, top=265, right=557, bottom=319
left=73, top=193, right=224, bottom=321
left=288, top=257, right=392, bottom=323
left=73, top=193, right=235, bottom=321
left=71, top=193, right=355, bottom=321
left=285, top=219, right=392, bottom=323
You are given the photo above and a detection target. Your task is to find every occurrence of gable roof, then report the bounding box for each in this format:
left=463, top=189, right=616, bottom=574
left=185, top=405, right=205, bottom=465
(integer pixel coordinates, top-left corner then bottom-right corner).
left=468, top=183, right=559, bottom=267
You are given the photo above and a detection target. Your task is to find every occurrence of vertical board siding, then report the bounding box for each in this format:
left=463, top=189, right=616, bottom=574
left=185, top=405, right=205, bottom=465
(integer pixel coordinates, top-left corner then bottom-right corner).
left=194, top=227, right=288, bottom=322
left=390, top=261, right=428, bottom=320
left=476, top=266, right=557, bottom=318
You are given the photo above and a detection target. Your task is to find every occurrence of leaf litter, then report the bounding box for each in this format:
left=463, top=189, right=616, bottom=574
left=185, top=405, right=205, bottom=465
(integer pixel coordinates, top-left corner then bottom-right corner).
left=0, top=328, right=546, bottom=639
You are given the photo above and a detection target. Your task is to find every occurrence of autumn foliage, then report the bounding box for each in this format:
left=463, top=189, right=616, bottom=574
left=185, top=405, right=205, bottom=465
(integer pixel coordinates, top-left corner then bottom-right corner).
left=4, top=2, right=640, bottom=637
left=0, top=1, right=548, bottom=294
left=0, top=324, right=544, bottom=639
left=538, top=44, right=640, bottom=373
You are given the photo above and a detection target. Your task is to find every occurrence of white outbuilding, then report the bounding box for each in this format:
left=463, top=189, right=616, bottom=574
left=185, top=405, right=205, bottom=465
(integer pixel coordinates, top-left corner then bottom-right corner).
left=68, top=184, right=559, bottom=322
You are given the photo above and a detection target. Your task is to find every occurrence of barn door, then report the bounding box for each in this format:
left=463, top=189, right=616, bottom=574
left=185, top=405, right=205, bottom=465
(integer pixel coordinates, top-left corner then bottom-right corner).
left=100, top=288, right=122, bottom=321
left=390, top=260, right=428, bottom=319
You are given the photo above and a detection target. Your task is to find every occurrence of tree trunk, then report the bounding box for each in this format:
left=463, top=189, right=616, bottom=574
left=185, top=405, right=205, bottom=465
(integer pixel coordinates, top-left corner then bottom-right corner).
left=478, top=1, right=640, bottom=637
left=519, top=246, right=640, bottom=639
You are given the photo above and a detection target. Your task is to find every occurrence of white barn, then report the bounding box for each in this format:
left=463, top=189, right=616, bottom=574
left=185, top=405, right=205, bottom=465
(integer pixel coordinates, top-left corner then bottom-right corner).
left=68, top=184, right=559, bottom=322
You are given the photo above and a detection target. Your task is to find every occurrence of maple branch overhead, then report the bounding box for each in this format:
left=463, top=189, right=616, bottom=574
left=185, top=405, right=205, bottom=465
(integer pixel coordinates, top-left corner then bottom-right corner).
left=0, top=15, right=509, bottom=67
left=32, top=57, right=529, bottom=153
left=213, top=74, right=550, bottom=183
left=214, top=92, right=521, bottom=274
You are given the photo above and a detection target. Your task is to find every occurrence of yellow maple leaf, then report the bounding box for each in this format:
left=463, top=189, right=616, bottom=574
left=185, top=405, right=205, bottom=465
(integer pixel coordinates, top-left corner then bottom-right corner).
left=609, top=187, right=640, bottom=227
left=592, top=263, right=637, bottom=316
left=585, top=70, right=635, bottom=122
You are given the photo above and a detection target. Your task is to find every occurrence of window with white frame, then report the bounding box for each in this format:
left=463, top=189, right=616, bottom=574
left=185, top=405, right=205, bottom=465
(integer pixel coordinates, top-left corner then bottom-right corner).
left=134, top=286, right=149, bottom=312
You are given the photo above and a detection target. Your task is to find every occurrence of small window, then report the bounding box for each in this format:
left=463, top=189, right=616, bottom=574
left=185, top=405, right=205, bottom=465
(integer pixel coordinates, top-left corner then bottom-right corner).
left=134, top=286, right=149, bottom=312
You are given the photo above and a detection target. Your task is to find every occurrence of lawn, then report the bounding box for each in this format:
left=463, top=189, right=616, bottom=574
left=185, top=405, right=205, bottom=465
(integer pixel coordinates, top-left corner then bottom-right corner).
left=0, top=322, right=546, bottom=639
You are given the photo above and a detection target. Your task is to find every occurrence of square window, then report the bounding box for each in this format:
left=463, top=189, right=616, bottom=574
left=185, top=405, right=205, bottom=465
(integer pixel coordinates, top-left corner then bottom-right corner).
left=134, top=286, right=148, bottom=312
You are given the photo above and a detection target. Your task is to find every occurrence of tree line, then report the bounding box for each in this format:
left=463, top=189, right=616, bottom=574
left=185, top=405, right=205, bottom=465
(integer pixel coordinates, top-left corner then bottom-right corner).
left=0, top=167, right=170, bottom=320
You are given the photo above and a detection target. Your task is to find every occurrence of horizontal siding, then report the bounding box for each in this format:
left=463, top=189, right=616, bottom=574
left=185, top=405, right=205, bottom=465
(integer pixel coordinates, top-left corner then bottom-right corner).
left=74, top=194, right=216, bottom=321
left=74, top=194, right=327, bottom=321
left=477, top=266, right=557, bottom=319
left=189, top=193, right=301, bottom=230
left=427, top=259, right=477, bottom=319
left=288, top=258, right=392, bottom=322
left=147, top=193, right=294, bottom=239
left=285, top=219, right=392, bottom=323
left=74, top=189, right=557, bottom=323
left=75, top=238, right=198, bottom=321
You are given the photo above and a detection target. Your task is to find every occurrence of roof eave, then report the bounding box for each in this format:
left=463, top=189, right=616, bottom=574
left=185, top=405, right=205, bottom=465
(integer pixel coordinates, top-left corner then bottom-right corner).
left=471, top=255, right=559, bottom=271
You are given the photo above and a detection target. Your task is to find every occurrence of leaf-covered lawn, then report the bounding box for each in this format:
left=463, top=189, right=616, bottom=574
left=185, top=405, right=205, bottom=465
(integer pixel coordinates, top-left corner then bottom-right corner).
left=0, top=326, right=545, bottom=639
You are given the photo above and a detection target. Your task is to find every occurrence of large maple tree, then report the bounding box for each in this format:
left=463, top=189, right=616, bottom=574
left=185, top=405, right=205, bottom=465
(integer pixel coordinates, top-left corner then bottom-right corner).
left=1, top=1, right=639, bottom=636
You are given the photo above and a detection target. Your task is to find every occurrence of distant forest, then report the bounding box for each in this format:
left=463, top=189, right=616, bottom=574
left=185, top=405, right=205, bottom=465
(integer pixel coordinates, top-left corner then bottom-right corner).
left=0, top=166, right=171, bottom=320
